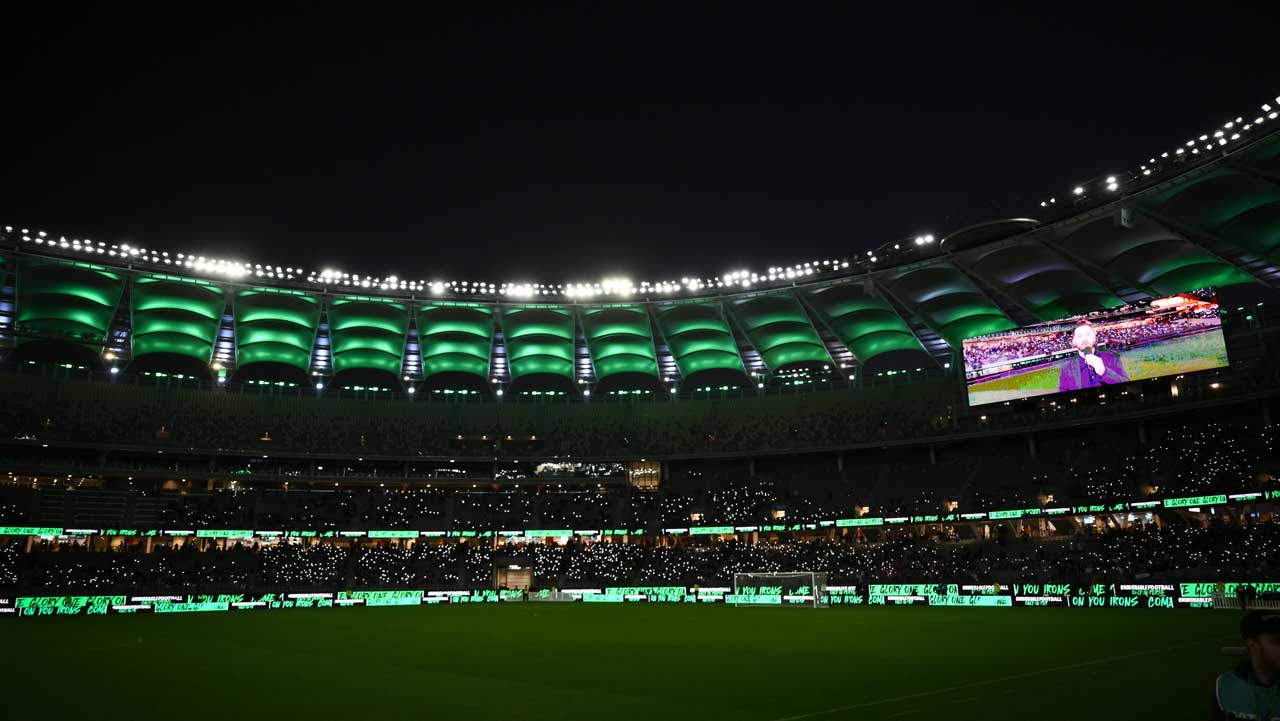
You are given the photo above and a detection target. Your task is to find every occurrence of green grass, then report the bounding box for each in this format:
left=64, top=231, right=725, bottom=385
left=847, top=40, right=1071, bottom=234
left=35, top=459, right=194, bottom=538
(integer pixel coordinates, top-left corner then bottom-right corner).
left=968, top=365, right=1060, bottom=405
left=1, top=604, right=1240, bottom=720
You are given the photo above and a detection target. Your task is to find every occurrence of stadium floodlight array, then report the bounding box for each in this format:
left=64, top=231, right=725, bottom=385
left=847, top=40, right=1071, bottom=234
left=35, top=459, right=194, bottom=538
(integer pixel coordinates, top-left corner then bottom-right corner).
left=1039, top=92, right=1280, bottom=208
left=0, top=490, right=1264, bottom=541
left=4, top=92, right=1276, bottom=303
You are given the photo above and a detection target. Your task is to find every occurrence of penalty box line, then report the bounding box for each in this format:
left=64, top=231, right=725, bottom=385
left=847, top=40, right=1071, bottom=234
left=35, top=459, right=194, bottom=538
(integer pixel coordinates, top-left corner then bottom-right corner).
left=769, top=635, right=1232, bottom=721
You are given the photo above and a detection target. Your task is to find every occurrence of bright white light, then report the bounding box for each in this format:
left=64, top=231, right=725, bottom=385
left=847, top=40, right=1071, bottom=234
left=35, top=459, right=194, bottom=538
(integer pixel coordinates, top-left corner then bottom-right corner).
left=110, top=367, right=119, bottom=375
left=315, top=382, right=324, bottom=390
left=1073, top=186, right=1084, bottom=195
left=408, top=387, right=416, bottom=394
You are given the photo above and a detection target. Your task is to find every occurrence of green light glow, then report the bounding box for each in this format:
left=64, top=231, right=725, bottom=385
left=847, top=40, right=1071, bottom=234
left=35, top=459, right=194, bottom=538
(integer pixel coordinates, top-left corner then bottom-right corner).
left=130, top=275, right=225, bottom=365
left=501, top=307, right=575, bottom=380
left=234, top=288, right=321, bottom=372
left=418, top=303, right=493, bottom=380
left=655, top=302, right=746, bottom=379
left=580, top=305, right=659, bottom=383
left=16, top=257, right=125, bottom=345
left=1163, top=494, right=1227, bottom=508
left=0, top=526, right=63, bottom=535
left=367, top=530, right=418, bottom=538
left=327, top=296, right=409, bottom=376
left=835, top=518, right=882, bottom=527
left=730, top=294, right=830, bottom=370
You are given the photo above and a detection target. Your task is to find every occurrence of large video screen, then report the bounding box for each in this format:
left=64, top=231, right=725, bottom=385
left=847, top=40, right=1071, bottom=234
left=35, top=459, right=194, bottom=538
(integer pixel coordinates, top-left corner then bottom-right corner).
left=963, top=288, right=1227, bottom=407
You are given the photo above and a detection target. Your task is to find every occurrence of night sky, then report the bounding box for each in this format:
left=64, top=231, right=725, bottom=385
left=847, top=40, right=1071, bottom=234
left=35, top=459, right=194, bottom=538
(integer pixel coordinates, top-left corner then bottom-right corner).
left=3, top=5, right=1276, bottom=284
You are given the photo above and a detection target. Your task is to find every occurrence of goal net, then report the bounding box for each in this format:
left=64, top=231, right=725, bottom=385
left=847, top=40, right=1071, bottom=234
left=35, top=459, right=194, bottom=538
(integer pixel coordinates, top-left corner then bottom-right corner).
left=732, top=571, right=828, bottom=607
left=527, top=590, right=578, bottom=602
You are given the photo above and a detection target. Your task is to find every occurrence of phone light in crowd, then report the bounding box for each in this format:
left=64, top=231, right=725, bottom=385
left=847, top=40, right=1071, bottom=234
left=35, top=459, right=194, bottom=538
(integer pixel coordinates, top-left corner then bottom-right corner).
left=315, top=382, right=324, bottom=390
left=109, top=367, right=119, bottom=375
left=407, top=387, right=415, bottom=395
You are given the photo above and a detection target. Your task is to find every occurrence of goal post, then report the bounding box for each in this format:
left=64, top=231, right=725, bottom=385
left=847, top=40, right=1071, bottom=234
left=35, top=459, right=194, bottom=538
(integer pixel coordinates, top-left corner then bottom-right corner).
left=731, top=571, right=828, bottom=607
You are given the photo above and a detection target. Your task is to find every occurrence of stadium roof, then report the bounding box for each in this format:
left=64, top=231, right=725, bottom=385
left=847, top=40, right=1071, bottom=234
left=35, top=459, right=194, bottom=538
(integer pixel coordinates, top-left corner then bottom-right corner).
left=2, top=98, right=1280, bottom=393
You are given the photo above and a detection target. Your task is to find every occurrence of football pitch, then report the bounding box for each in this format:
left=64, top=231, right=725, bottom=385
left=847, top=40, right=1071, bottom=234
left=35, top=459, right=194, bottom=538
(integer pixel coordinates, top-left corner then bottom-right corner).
left=2, top=604, right=1239, bottom=720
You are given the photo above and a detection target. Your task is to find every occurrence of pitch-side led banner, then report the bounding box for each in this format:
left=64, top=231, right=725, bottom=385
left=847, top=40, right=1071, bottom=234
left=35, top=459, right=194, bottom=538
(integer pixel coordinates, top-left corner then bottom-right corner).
left=963, top=288, right=1227, bottom=407
left=6, top=582, right=1241, bottom=617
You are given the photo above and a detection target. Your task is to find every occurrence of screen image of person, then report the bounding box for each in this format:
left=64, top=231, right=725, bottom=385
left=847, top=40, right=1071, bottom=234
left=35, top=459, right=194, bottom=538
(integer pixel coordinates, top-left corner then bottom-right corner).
left=961, top=287, right=1226, bottom=406
left=1057, top=321, right=1130, bottom=392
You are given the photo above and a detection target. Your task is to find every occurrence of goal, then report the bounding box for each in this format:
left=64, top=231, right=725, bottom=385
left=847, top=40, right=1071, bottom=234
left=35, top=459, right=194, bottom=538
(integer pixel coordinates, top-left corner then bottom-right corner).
left=732, top=571, right=828, bottom=607
left=527, top=589, right=578, bottom=602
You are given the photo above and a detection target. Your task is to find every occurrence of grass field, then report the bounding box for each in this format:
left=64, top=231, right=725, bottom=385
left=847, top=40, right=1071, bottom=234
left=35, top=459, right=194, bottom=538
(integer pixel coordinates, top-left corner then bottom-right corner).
left=1, top=604, right=1240, bottom=720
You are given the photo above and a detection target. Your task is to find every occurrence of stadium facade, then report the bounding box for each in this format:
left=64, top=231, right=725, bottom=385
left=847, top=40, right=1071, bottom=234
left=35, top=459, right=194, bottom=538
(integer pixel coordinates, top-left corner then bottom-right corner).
left=2, top=112, right=1279, bottom=398
left=2, top=97, right=1280, bottom=624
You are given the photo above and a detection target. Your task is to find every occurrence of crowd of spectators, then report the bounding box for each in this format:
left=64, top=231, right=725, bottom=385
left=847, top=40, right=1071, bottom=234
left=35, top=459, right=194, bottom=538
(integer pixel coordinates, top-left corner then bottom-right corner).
left=5, top=417, right=1276, bottom=532
left=533, top=521, right=1277, bottom=587
left=0, top=371, right=955, bottom=457
left=2, top=518, right=1273, bottom=594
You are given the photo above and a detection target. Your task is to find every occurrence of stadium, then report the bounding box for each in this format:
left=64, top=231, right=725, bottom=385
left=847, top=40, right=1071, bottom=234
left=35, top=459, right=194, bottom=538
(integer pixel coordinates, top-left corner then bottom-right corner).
left=4, top=17, right=1280, bottom=714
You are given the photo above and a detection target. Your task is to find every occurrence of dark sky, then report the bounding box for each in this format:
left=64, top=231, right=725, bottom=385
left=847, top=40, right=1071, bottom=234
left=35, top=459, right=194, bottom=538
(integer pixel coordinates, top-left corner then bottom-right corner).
left=3, top=5, right=1277, bottom=284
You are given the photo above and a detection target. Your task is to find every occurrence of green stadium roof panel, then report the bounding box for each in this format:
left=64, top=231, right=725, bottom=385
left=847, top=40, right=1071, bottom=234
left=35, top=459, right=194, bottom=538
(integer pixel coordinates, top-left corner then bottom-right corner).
left=1217, top=202, right=1280, bottom=264
left=500, top=306, right=575, bottom=380
left=883, top=265, right=1015, bottom=347
left=1147, top=170, right=1280, bottom=235
left=130, top=274, right=224, bottom=365
left=966, top=241, right=1123, bottom=321
left=327, top=296, right=410, bottom=377
left=233, top=288, right=321, bottom=373
left=1054, top=216, right=1254, bottom=296
left=1145, top=169, right=1280, bottom=264
left=804, top=283, right=927, bottom=363
left=729, top=293, right=830, bottom=371
left=15, top=257, right=125, bottom=345
left=655, top=302, right=746, bottom=379
left=580, top=305, right=659, bottom=382
left=417, top=303, right=494, bottom=379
